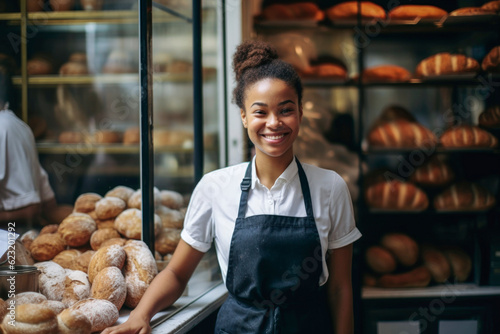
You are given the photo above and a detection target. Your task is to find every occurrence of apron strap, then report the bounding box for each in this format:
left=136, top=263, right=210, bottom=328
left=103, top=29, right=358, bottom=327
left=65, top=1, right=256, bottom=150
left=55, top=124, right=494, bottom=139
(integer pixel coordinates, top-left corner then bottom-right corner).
left=237, top=157, right=315, bottom=219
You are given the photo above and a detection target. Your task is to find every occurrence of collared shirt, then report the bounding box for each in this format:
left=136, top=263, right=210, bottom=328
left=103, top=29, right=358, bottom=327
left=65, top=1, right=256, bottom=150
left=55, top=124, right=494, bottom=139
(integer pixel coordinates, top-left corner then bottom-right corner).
left=181, top=157, right=361, bottom=285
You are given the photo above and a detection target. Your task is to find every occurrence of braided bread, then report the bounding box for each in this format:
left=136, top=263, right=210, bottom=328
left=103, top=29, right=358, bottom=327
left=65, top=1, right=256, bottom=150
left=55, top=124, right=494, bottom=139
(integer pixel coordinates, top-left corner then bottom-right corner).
left=479, top=105, right=500, bottom=128
left=365, top=180, right=429, bottom=211
left=440, top=125, right=498, bottom=148
left=416, top=53, right=480, bottom=77
left=482, top=46, right=500, bottom=72
left=434, top=182, right=496, bottom=211
left=368, top=120, right=437, bottom=148
left=409, top=158, right=455, bottom=186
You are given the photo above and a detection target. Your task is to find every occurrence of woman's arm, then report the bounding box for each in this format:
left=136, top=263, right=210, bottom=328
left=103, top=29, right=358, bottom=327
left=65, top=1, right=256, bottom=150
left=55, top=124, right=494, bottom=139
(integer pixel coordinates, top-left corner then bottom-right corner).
left=326, top=243, right=354, bottom=334
left=102, top=240, right=206, bottom=334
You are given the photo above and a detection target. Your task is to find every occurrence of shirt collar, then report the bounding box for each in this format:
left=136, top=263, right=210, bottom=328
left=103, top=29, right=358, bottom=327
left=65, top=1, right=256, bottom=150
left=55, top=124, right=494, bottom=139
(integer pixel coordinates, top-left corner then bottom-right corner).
left=250, top=156, right=298, bottom=190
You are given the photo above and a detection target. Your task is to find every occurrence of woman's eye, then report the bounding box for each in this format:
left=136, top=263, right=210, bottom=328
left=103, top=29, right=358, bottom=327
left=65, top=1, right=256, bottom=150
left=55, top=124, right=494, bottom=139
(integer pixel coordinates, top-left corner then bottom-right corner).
left=281, top=108, right=294, bottom=114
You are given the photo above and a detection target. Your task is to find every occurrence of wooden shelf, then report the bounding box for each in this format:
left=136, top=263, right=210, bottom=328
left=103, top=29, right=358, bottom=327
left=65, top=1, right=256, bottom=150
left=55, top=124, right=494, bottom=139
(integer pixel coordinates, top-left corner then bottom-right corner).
left=363, top=284, right=500, bottom=299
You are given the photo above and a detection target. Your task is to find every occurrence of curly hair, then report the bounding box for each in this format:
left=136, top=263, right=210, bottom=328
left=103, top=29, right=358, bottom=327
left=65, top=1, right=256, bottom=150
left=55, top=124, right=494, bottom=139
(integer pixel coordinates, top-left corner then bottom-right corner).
left=232, top=40, right=303, bottom=110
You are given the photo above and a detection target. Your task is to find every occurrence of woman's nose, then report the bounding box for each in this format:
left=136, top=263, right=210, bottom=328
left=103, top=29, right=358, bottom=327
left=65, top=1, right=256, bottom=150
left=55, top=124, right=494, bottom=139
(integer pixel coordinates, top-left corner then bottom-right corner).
left=268, top=114, right=281, bottom=127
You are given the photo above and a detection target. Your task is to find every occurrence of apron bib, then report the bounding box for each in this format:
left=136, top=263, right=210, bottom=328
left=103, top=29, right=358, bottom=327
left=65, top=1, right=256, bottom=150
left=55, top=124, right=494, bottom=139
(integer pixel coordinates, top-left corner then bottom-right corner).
left=215, top=158, right=332, bottom=334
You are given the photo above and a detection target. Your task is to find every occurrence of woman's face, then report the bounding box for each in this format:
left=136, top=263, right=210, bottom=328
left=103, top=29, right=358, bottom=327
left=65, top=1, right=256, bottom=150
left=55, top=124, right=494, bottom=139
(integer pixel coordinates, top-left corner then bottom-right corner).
left=241, top=78, right=302, bottom=160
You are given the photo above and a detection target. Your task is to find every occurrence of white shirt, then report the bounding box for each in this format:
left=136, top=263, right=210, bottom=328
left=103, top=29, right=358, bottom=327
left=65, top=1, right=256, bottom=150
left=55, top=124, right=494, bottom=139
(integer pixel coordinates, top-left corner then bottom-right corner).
left=181, top=157, right=361, bottom=286
left=0, top=110, right=55, bottom=210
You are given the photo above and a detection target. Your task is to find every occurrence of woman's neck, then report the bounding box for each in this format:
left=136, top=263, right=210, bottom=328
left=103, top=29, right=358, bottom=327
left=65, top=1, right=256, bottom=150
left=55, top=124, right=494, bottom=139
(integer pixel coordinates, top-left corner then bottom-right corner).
left=254, top=151, right=294, bottom=190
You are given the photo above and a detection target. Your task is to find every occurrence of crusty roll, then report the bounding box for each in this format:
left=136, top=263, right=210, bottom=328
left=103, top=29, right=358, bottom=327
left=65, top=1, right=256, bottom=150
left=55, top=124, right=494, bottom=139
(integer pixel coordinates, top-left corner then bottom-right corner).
left=388, top=5, right=447, bottom=20
left=365, top=246, right=397, bottom=274
left=6, top=292, right=46, bottom=305
left=482, top=1, right=500, bottom=13
left=100, top=237, right=127, bottom=248
left=30, top=233, right=66, bottom=261
left=95, top=218, right=116, bottom=230
left=440, top=125, right=498, bottom=148
left=409, top=158, right=455, bottom=187
left=59, top=61, right=89, bottom=75
left=95, top=197, right=126, bottom=220
left=421, top=244, right=451, bottom=283
left=1, top=303, right=57, bottom=334
left=90, top=228, right=121, bottom=250
left=0, top=298, right=7, bottom=322
left=74, top=193, right=102, bottom=213
left=449, top=7, right=491, bottom=16
left=365, top=180, right=429, bottom=211
left=127, top=188, right=162, bottom=209
left=58, top=213, right=97, bottom=247
left=368, top=120, right=437, bottom=148
left=155, top=228, right=182, bottom=256
left=57, top=308, right=92, bottom=334
left=87, top=244, right=126, bottom=283
left=361, top=65, right=411, bottom=82
left=434, top=182, right=496, bottom=211
left=34, top=261, right=66, bottom=301
left=90, top=266, right=127, bottom=310
left=156, top=205, right=184, bottom=229
left=377, top=266, right=432, bottom=288
left=105, top=185, right=135, bottom=203
left=160, top=189, right=184, bottom=209
left=69, top=298, right=119, bottom=333
left=482, top=46, right=500, bottom=72
left=441, top=246, right=472, bottom=282
left=52, top=249, right=82, bottom=269
left=70, top=250, right=96, bottom=273
left=479, top=105, right=500, bottom=128
left=326, top=1, right=386, bottom=20
left=40, top=224, right=59, bottom=235
left=380, top=233, right=419, bottom=267
left=40, top=300, right=66, bottom=315
left=114, top=208, right=161, bottom=240
left=261, top=2, right=324, bottom=21
left=62, top=270, right=91, bottom=308
left=416, top=53, right=480, bottom=77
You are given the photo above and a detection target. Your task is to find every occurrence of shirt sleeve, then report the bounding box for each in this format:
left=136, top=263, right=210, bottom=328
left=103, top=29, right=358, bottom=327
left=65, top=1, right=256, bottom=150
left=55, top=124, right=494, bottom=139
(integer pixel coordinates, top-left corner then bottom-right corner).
left=328, top=174, right=362, bottom=249
left=180, top=174, right=214, bottom=253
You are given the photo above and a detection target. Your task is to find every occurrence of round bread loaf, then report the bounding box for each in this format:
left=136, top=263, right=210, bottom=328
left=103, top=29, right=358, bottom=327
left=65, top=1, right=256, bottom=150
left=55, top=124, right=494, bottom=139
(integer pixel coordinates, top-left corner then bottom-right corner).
left=160, top=190, right=184, bottom=209
left=114, top=208, right=161, bottom=240
left=40, top=300, right=66, bottom=315
left=127, top=188, right=161, bottom=209
left=90, top=266, right=127, bottom=310
left=442, top=246, right=472, bottom=282
left=58, top=213, right=97, bottom=247
left=156, top=205, right=184, bottom=229
left=6, top=292, right=46, bottom=306
left=365, top=246, right=397, bottom=274
left=421, top=244, right=451, bottom=283
left=1, top=303, right=57, bottom=334
left=90, top=228, right=121, bottom=250
left=155, top=228, right=181, bottom=256
left=62, top=270, right=91, bottom=307
left=105, top=185, right=135, bottom=203
left=69, top=298, right=119, bottom=332
left=57, top=308, right=92, bottom=334
left=95, top=218, right=116, bottom=230
left=40, top=224, right=59, bottom=235
left=95, top=197, right=126, bottom=220
left=100, top=237, right=127, bottom=248
left=380, top=233, right=419, bottom=267
left=377, top=266, right=432, bottom=288
left=87, top=210, right=98, bottom=221
left=87, top=244, right=126, bottom=283
left=71, top=250, right=96, bottom=273
left=27, top=57, right=53, bottom=75
left=52, top=249, right=82, bottom=269
left=34, top=261, right=66, bottom=301
left=59, top=61, right=88, bottom=75
left=0, top=298, right=7, bottom=322
left=20, top=230, right=38, bottom=252
left=74, top=193, right=102, bottom=213
left=30, top=233, right=66, bottom=261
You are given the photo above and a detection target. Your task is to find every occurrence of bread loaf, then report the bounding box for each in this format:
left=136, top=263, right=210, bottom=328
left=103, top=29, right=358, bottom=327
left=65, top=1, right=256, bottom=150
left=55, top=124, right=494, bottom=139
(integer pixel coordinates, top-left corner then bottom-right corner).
left=74, top=193, right=102, bottom=213
left=326, top=1, right=386, bottom=20
left=1, top=303, right=57, bottom=334
left=127, top=188, right=162, bottom=209
left=123, top=126, right=140, bottom=145
left=93, top=130, right=121, bottom=144
left=409, top=158, right=455, bottom=186
left=440, top=124, right=498, bottom=148
left=95, top=197, right=126, bottom=220
left=27, top=57, right=53, bottom=75
left=114, top=208, right=161, bottom=240
left=69, top=298, right=119, bottom=332
left=380, top=233, right=419, bottom=267
left=62, top=270, right=91, bottom=307
left=434, top=182, right=496, bottom=211
left=377, top=266, right=432, bottom=288
left=388, top=5, right=447, bottom=20
left=40, top=224, right=59, bottom=235
left=100, top=237, right=127, bottom=248
left=368, top=120, right=437, bottom=148
left=421, top=244, right=451, bottom=283
left=58, top=213, right=97, bottom=247
left=40, top=300, right=66, bottom=315
left=70, top=250, right=96, bottom=273
left=30, top=233, right=66, bottom=261
left=416, top=53, right=480, bottom=77
left=441, top=246, right=472, bottom=282
left=365, top=246, right=397, bottom=274
left=0, top=298, right=7, bottom=322
left=90, top=266, right=127, bottom=310
left=90, top=228, right=121, bottom=250
left=6, top=292, right=46, bottom=305
left=479, top=105, right=500, bottom=128
left=365, top=180, right=429, bottom=211
left=156, top=205, right=184, bottom=229
left=449, top=7, right=491, bottom=16
left=87, top=244, right=126, bottom=283
left=261, top=2, right=324, bottom=21
left=155, top=228, right=182, bottom=256
left=52, top=249, right=82, bottom=269
left=361, top=65, right=411, bottom=82
left=482, top=1, right=500, bottom=13
left=105, top=185, right=135, bottom=203
left=57, top=308, right=92, bottom=334
left=34, top=261, right=66, bottom=301
left=301, top=63, right=348, bottom=79
left=95, top=218, right=116, bottom=230
left=59, top=61, right=88, bottom=75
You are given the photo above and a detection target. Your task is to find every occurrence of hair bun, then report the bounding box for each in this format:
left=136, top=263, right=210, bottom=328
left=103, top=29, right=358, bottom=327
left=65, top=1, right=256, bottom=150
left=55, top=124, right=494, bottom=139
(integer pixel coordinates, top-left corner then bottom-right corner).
left=232, top=40, right=278, bottom=81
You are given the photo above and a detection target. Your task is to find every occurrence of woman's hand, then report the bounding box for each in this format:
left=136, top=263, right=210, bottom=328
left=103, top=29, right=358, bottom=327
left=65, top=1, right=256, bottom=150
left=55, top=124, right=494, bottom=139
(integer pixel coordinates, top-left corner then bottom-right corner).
left=101, top=312, right=151, bottom=334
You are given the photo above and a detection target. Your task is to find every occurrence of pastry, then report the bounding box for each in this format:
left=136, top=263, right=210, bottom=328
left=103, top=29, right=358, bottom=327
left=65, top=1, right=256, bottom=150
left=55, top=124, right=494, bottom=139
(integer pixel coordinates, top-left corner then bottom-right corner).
left=388, top=5, right=447, bottom=20
left=482, top=46, right=500, bottom=72
left=365, top=180, right=429, bottom=211
left=415, top=53, right=480, bottom=77
left=479, top=105, right=500, bottom=128
left=380, top=233, right=419, bottom=267
left=326, top=1, right=386, bottom=20
left=434, top=182, right=496, bottom=211
left=440, top=124, right=498, bottom=148
left=368, top=120, right=437, bottom=148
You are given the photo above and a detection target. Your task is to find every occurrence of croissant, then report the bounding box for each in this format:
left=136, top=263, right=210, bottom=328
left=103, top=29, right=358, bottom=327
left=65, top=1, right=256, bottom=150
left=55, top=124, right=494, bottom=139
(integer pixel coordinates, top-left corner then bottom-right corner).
left=368, top=120, right=437, bottom=148
left=482, top=46, right=500, bottom=72
left=326, top=1, right=386, bottom=20
left=365, top=180, right=429, bottom=211
left=415, top=53, right=480, bottom=77
left=361, top=65, right=411, bottom=82
left=440, top=124, right=498, bottom=148
left=433, top=182, right=496, bottom=211
left=479, top=105, right=500, bottom=128
left=409, top=158, right=455, bottom=186
left=388, top=5, right=447, bottom=20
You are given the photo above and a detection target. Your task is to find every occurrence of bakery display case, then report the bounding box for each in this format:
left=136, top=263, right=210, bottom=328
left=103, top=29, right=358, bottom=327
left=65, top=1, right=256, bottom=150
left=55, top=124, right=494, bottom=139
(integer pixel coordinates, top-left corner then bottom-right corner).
left=241, top=0, right=500, bottom=333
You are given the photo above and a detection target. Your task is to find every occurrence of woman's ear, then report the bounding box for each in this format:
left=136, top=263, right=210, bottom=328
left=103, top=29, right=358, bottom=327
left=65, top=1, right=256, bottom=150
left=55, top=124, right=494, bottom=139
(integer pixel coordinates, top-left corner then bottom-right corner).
left=240, top=109, right=247, bottom=128
left=298, top=104, right=303, bottom=123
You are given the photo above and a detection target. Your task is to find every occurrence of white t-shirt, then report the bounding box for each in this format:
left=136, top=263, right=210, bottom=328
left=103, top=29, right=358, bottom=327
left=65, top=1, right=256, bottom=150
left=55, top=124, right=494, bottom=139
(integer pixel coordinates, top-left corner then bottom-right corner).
left=181, top=157, right=362, bottom=286
left=0, top=110, right=55, bottom=211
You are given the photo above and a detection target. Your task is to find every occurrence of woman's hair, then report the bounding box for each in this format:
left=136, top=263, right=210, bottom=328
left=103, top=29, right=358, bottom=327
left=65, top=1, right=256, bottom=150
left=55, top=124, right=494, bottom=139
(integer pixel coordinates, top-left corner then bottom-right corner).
left=232, top=40, right=303, bottom=110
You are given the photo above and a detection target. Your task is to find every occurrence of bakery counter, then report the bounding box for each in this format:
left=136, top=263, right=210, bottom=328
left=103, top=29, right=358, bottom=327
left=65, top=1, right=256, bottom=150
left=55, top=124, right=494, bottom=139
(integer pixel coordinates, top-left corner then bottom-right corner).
left=363, top=284, right=500, bottom=299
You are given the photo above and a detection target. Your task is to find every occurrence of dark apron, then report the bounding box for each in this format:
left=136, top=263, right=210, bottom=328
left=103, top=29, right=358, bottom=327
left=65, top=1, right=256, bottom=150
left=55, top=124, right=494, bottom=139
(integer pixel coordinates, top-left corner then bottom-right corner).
left=215, top=158, right=332, bottom=334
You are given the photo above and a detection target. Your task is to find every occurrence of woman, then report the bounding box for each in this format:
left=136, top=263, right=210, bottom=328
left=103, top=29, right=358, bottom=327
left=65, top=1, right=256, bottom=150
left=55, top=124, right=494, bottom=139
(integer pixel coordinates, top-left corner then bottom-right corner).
left=103, top=40, right=361, bottom=334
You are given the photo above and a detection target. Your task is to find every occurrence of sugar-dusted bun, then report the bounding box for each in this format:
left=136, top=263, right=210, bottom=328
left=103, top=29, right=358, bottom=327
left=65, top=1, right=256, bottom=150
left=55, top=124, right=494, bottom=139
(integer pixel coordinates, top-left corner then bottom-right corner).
left=20, top=230, right=38, bottom=252
left=40, top=224, right=59, bottom=235
left=326, top=1, right=386, bottom=20
left=440, top=124, right=498, bottom=148
left=2, top=303, right=57, bottom=334
left=115, top=208, right=161, bottom=240
left=6, top=292, right=46, bottom=306
left=100, top=237, right=127, bottom=248
left=156, top=205, right=184, bottom=229
left=105, top=185, right=135, bottom=203
left=160, top=190, right=184, bottom=209
left=87, top=244, right=126, bottom=283
left=30, top=233, right=66, bottom=261
left=95, top=218, right=116, bottom=230
left=127, top=188, right=162, bottom=209
left=365, top=246, right=397, bottom=274
left=95, top=197, right=126, bottom=220
left=434, top=182, right=496, bottom=211
left=62, top=270, right=91, bottom=307
left=123, top=241, right=158, bottom=308
left=421, top=244, right=451, bottom=283
left=365, top=180, right=429, bottom=211
left=441, top=246, right=472, bottom=282
left=377, top=266, right=432, bottom=288
left=52, top=249, right=82, bottom=269
left=380, top=233, right=419, bottom=267
left=479, top=105, right=500, bottom=128
left=58, top=213, right=97, bottom=247
left=90, top=228, right=121, bottom=250
left=362, top=65, right=411, bottom=82
left=91, top=266, right=127, bottom=310
left=34, top=261, right=66, bottom=301
left=70, top=250, right=96, bottom=273
left=155, top=228, right=182, bottom=256
left=57, top=308, right=92, bottom=334
left=388, top=5, right=447, bottom=20
left=40, top=300, right=66, bottom=315
left=123, top=127, right=140, bottom=145
left=69, top=298, right=119, bottom=332
left=74, top=193, right=102, bottom=213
